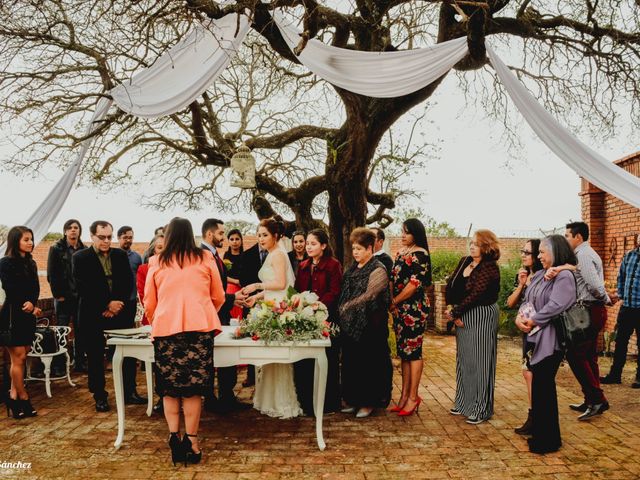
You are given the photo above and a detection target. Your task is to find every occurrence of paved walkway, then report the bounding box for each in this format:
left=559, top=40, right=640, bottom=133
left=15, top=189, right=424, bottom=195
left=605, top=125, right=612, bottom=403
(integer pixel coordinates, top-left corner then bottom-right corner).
left=2, top=334, right=639, bottom=480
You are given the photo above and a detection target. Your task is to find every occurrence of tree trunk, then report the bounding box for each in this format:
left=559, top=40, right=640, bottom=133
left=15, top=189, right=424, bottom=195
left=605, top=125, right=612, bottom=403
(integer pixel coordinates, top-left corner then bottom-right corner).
left=326, top=118, right=383, bottom=265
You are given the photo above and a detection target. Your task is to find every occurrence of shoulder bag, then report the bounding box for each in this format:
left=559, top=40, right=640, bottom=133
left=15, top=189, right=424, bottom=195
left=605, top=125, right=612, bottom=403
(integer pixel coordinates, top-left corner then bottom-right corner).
left=553, top=273, right=591, bottom=349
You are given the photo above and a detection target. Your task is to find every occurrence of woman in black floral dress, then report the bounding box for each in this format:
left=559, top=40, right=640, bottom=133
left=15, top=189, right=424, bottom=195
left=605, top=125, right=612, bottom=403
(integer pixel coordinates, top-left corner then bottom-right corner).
left=390, top=218, right=432, bottom=416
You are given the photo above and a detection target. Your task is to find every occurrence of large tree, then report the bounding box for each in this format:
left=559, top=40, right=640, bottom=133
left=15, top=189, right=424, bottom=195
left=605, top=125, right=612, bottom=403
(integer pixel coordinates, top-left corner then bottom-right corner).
left=0, top=1, right=638, bottom=262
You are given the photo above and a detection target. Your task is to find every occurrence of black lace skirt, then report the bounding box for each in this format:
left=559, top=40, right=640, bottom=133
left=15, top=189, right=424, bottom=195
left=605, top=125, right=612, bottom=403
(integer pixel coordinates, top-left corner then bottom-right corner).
left=153, top=331, right=214, bottom=398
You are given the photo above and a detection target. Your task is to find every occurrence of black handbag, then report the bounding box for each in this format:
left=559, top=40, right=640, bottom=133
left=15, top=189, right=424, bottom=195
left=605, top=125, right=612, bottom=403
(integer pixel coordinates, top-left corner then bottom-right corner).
left=0, top=305, right=12, bottom=346
left=552, top=274, right=591, bottom=349
left=35, top=318, right=59, bottom=354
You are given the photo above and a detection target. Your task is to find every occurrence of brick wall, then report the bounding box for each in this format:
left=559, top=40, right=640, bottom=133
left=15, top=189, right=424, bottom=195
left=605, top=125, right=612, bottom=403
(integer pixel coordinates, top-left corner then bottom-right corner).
left=581, top=151, right=640, bottom=355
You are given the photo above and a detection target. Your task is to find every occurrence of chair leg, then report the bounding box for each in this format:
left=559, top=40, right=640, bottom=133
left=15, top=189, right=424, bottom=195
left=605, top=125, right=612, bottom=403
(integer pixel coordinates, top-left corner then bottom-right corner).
left=26, top=356, right=32, bottom=380
left=42, top=357, right=53, bottom=398
left=65, top=352, right=76, bottom=387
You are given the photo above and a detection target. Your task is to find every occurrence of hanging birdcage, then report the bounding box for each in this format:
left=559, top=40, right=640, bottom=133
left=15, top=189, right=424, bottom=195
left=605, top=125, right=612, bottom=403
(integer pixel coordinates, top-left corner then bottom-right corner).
left=230, top=143, right=256, bottom=189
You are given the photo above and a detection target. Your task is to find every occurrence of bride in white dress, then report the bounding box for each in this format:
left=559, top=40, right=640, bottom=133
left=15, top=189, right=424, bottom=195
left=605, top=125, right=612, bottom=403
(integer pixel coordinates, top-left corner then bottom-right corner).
left=243, top=219, right=303, bottom=419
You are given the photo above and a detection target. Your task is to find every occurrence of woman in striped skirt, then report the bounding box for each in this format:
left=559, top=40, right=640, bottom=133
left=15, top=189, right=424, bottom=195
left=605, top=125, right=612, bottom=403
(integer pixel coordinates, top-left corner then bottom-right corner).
left=445, top=230, right=501, bottom=424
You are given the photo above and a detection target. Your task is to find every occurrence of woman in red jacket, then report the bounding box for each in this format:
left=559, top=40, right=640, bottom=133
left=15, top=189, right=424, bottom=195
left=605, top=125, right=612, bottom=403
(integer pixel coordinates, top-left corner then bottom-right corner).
left=293, top=228, right=343, bottom=415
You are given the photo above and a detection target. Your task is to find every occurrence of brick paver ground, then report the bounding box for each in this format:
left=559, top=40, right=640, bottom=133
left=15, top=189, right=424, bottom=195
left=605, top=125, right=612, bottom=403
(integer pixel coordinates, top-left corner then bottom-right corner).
left=2, top=334, right=639, bottom=480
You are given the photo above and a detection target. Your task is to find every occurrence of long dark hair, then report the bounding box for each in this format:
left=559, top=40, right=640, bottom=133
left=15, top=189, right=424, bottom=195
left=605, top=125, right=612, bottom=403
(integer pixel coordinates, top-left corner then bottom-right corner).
left=159, top=218, right=203, bottom=268
left=543, top=234, right=577, bottom=267
left=526, top=238, right=543, bottom=273
left=403, top=218, right=430, bottom=254
left=307, top=228, right=334, bottom=259
left=4, top=226, right=34, bottom=259
left=4, top=226, right=37, bottom=276
left=403, top=218, right=432, bottom=282
left=226, top=228, right=244, bottom=254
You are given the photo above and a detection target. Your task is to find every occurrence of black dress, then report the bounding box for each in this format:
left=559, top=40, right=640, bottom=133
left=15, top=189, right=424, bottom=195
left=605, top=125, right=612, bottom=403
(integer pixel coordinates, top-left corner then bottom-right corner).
left=223, top=251, right=242, bottom=280
left=339, top=259, right=392, bottom=409
left=0, top=256, right=39, bottom=347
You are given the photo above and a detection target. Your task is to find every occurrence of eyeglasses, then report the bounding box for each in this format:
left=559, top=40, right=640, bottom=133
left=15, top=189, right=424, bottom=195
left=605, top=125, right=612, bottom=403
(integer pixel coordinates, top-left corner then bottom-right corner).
left=94, top=235, right=112, bottom=241
left=520, top=250, right=533, bottom=256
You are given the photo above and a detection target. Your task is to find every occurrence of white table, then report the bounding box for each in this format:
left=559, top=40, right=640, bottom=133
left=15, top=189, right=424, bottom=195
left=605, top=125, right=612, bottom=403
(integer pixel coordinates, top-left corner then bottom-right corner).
left=106, top=326, right=330, bottom=450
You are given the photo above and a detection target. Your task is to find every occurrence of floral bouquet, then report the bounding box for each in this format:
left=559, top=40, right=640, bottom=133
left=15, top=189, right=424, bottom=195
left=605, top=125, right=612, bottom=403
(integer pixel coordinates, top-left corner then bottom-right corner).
left=223, top=258, right=233, bottom=271
left=234, top=287, right=337, bottom=344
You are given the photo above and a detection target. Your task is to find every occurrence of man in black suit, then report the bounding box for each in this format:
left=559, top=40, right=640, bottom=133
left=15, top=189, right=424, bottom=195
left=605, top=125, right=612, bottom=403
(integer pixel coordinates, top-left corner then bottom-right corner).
left=201, top=218, right=248, bottom=413
left=72, top=220, right=146, bottom=412
left=372, top=227, right=394, bottom=277
left=238, top=234, right=267, bottom=387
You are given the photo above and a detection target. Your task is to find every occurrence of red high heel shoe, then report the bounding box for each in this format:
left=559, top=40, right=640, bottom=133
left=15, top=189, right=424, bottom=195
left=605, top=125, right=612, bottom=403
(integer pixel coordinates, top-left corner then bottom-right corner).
left=389, top=399, right=407, bottom=413
left=398, top=396, right=422, bottom=417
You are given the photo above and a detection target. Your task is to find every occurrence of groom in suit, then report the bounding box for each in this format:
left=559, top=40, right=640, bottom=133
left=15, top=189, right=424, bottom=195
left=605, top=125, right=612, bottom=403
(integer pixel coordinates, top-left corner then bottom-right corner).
left=201, top=218, right=249, bottom=413
left=73, top=220, right=145, bottom=412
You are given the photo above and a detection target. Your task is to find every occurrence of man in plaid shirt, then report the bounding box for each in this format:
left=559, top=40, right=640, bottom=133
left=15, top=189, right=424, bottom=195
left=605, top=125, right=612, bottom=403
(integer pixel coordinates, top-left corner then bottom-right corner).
left=601, top=235, right=640, bottom=389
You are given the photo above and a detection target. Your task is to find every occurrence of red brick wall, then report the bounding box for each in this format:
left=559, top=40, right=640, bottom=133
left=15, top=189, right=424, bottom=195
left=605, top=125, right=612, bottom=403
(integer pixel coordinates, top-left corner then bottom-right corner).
left=581, top=151, right=640, bottom=355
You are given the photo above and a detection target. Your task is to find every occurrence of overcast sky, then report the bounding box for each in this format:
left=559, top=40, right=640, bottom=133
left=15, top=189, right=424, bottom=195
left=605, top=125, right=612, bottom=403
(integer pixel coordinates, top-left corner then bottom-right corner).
left=0, top=54, right=637, bottom=242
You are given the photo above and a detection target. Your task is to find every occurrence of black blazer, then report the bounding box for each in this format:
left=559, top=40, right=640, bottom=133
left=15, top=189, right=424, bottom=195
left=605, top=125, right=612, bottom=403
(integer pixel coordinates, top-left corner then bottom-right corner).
left=201, top=243, right=235, bottom=324
left=47, top=237, right=86, bottom=299
left=239, top=244, right=262, bottom=288
left=72, top=247, right=133, bottom=332
left=376, top=252, right=394, bottom=278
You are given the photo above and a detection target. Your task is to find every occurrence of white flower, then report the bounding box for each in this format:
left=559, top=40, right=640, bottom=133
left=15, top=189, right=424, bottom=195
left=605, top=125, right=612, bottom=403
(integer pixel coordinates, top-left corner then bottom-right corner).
left=300, top=306, right=315, bottom=319
left=314, top=309, right=329, bottom=322
left=300, top=291, right=319, bottom=305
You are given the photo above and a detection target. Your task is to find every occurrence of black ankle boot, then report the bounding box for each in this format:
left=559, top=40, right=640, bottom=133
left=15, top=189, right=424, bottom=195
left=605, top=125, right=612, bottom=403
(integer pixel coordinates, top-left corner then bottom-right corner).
left=182, top=433, right=202, bottom=464
left=6, top=397, right=25, bottom=420
left=168, top=432, right=185, bottom=466
left=514, top=409, right=532, bottom=435
left=21, top=398, right=37, bottom=417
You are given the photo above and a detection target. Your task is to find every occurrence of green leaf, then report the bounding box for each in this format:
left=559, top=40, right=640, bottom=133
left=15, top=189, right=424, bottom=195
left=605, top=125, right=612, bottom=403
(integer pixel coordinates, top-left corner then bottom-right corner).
left=286, top=286, right=298, bottom=299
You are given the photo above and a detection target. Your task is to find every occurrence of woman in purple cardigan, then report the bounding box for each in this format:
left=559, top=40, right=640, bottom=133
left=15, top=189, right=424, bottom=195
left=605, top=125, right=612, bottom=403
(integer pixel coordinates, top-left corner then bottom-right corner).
left=517, top=234, right=577, bottom=454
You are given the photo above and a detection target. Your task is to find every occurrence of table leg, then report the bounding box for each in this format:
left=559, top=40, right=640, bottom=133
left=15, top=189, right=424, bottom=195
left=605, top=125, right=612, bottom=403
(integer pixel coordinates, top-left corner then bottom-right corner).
left=112, top=347, right=125, bottom=449
left=145, top=361, right=153, bottom=417
left=313, top=352, right=328, bottom=451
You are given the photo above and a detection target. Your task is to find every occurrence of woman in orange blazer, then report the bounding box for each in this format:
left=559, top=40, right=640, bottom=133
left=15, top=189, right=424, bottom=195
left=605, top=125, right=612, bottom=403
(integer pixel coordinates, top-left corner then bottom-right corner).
left=144, top=218, right=224, bottom=466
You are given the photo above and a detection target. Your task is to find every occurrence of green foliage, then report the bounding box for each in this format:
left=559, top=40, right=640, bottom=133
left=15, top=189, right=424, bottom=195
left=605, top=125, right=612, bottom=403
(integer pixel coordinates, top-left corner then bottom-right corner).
left=225, top=219, right=257, bottom=236
left=497, top=261, right=521, bottom=337
left=430, top=250, right=463, bottom=283
left=43, top=232, right=63, bottom=241
left=393, top=206, right=458, bottom=237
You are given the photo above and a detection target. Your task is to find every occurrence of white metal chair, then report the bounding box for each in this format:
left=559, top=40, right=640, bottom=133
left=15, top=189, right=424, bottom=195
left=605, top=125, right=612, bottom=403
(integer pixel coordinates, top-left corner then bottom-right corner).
left=26, top=325, right=76, bottom=397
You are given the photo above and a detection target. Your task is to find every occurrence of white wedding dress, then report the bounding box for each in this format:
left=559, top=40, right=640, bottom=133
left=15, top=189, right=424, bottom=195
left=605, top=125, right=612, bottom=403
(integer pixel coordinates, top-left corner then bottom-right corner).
left=252, top=244, right=303, bottom=419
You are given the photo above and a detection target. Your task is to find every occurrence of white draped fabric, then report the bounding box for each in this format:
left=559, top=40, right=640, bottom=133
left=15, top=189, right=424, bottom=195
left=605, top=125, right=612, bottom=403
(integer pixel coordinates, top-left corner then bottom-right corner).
left=111, top=13, right=250, bottom=118
left=6, top=14, right=250, bottom=249
left=0, top=98, right=113, bottom=252
left=272, top=12, right=469, bottom=99
left=486, top=45, right=640, bottom=209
